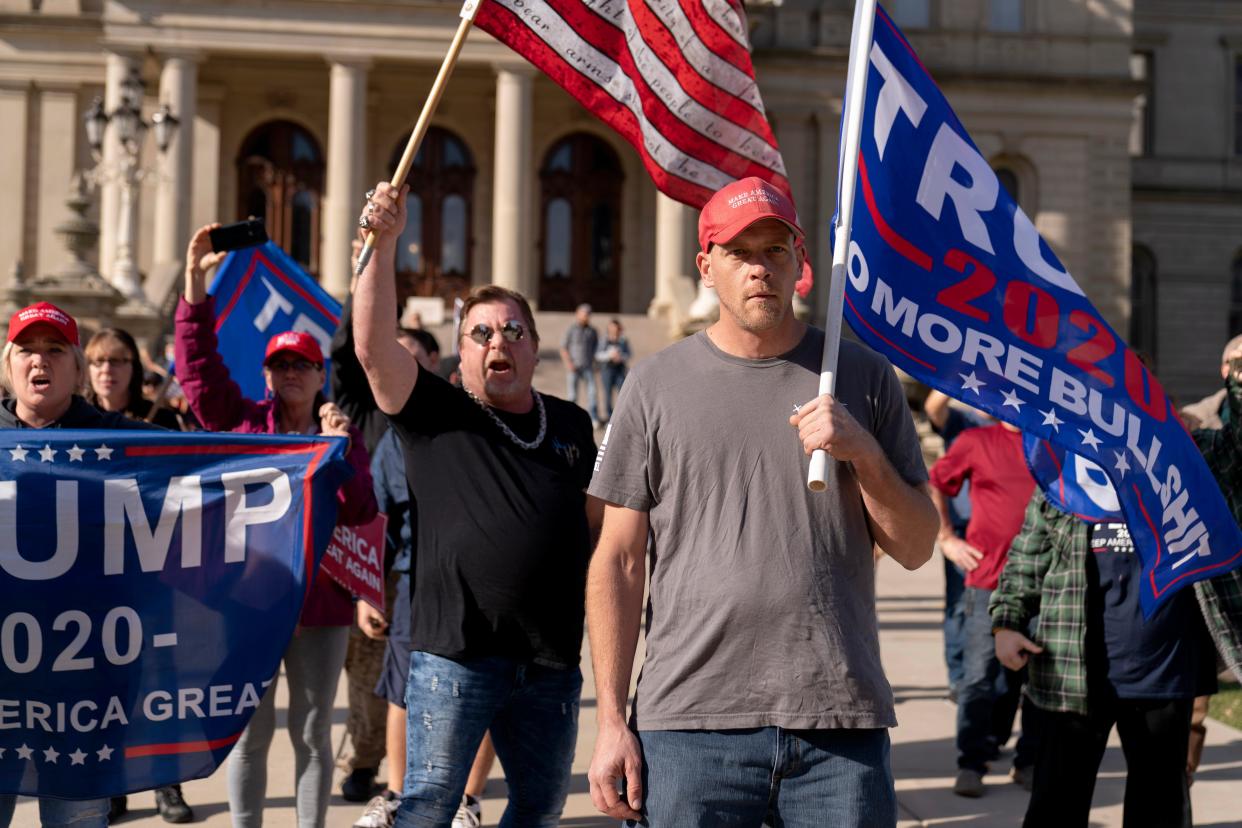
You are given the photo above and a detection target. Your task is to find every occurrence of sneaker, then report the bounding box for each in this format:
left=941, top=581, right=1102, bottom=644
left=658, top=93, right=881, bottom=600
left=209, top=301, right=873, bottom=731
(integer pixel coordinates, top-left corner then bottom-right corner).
left=341, top=767, right=379, bottom=803
left=1010, top=764, right=1034, bottom=792
left=953, top=768, right=985, bottom=798
left=154, top=785, right=193, bottom=824
left=353, top=793, right=400, bottom=828
left=451, top=793, right=483, bottom=828
left=108, top=796, right=128, bottom=824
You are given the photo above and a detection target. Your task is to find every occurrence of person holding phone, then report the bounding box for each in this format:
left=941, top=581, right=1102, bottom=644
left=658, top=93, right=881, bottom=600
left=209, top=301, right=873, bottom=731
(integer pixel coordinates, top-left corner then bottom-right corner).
left=176, top=223, right=378, bottom=828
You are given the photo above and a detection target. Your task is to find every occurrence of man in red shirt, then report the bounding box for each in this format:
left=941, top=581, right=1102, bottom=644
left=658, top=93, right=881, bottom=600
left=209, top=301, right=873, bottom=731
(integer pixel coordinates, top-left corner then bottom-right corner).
left=929, top=421, right=1038, bottom=797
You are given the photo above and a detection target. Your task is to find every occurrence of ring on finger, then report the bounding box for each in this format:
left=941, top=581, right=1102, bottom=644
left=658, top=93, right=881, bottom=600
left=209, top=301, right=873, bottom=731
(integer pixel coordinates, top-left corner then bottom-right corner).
left=365, top=188, right=376, bottom=200
left=358, top=214, right=370, bottom=229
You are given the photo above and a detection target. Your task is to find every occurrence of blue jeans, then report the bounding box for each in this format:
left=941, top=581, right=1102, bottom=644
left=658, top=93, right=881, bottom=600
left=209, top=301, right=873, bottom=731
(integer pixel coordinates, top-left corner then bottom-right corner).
left=0, top=796, right=108, bottom=827
left=566, top=366, right=599, bottom=421
left=394, top=652, right=582, bottom=828
left=632, top=727, right=896, bottom=828
left=943, top=556, right=966, bottom=691
left=599, top=363, right=627, bottom=419
left=956, top=587, right=1041, bottom=772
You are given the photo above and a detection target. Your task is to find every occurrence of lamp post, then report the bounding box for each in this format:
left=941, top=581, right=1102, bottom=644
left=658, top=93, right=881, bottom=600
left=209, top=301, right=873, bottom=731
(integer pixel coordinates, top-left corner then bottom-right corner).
left=83, top=70, right=178, bottom=304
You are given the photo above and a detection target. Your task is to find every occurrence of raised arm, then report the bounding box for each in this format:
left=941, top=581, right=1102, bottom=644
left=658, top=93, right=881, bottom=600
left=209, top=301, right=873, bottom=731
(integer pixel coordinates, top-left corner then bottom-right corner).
left=585, top=502, right=648, bottom=822
left=353, top=182, right=419, bottom=415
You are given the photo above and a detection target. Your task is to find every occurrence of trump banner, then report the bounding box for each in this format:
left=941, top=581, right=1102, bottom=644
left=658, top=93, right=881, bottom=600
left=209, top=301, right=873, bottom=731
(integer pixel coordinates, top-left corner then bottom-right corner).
left=837, top=5, right=1242, bottom=614
left=0, top=430, right=352, bottom=799
left=208, top=241, right=342, bottom=401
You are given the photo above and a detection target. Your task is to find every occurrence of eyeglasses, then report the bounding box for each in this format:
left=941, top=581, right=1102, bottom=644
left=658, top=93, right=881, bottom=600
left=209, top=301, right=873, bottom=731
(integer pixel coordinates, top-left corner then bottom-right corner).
left=464, top=320, right=526, bottom=347
left=265, top=358, right=320, bottom=373
left=89, top=357, right=132, bottom=368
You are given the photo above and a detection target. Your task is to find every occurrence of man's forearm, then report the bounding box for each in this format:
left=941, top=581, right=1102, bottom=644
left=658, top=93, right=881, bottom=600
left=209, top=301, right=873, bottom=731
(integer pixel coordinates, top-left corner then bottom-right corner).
left=855, top=449, right=937, bottom=569
left=929, top=487, right=956, bottom=540
left=586, top=546, right=645, bottom=726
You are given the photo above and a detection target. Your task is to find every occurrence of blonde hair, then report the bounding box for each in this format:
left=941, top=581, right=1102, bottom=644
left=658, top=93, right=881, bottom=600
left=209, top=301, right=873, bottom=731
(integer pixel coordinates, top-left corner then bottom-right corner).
left=0, top=340, right=88, bottom=397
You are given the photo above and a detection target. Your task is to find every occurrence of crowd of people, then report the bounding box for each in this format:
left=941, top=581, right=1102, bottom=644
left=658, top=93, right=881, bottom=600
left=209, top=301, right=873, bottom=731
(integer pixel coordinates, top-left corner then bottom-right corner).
left=1, top=171, right=1240, bottom=828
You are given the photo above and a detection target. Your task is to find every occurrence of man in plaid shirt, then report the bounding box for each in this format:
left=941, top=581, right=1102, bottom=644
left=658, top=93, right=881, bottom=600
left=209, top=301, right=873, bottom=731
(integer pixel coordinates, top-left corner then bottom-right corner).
left=990, top=374, right=1242, bottom=828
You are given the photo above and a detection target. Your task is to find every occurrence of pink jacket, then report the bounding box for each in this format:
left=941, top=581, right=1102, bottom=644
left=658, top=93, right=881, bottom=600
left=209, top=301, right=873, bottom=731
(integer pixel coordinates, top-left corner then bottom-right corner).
left=175, top=297, right=378, bottom=626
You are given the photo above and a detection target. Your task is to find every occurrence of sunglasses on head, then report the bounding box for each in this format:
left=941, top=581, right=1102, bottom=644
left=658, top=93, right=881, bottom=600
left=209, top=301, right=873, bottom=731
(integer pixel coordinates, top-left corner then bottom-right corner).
left=464, top=320, right=526, bottom=347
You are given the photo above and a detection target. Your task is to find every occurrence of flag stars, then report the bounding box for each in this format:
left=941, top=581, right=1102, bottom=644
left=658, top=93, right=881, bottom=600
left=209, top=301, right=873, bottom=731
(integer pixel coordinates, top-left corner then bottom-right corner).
left=42, top=746, right=59, bottom=764
left=1001, top=388, right=1026, bottom=411
left=16, top=744, right=33, bottom=760
left=1114, top=450, right=1131, bottom=476
left=95, top=444, right=114, bottom=461
left=8, top=445, right=28, bottom=462
left=68, top=748, right=87, bottom=766
left=959, top=372, right=986, bottom=395
left=67, top=444, right=85, bottom=462
left=1040, top=408, right=1064, bottom=432
left=1079, top=428, right=1103, bottom=452
left=38, top=444, right=57, bottom=463
left=96, top=744, right=114, bottom=761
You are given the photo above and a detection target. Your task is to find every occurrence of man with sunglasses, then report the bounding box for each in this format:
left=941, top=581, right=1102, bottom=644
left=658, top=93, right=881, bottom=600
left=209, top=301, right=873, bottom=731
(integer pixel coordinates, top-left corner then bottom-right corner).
left=584, top=177, right=937, bottom=827
left=353, top=182, right=601, bottom=828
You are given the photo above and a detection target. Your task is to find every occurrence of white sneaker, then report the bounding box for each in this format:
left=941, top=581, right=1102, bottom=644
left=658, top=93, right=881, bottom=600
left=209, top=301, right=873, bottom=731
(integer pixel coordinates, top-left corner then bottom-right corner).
left=352, top=794, right=399, bottom=828
left=451, top=793, right=483, bottom=828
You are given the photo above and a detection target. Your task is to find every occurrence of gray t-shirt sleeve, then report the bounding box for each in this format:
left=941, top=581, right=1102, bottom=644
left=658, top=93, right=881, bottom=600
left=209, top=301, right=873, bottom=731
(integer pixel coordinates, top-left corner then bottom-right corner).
left=868, top=358, right=928, bottom=487
left=587, top=370, right=653, bottom=511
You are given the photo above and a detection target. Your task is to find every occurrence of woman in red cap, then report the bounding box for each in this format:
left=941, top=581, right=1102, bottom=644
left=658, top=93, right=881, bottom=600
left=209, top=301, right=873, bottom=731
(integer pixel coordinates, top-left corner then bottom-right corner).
left=0, top=301, right=159, bottom=828
left=175, top=223, right=377, bottom=828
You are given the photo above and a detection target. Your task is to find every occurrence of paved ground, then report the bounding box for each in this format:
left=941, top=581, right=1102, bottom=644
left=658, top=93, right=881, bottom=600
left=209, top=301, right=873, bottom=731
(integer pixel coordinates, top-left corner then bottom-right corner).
left=13, top=313, right=1242, bottom=826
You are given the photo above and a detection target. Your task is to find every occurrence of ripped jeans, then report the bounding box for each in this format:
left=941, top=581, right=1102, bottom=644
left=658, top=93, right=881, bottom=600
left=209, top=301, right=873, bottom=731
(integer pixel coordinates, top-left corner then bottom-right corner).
left=394, top=652, right=582, bottom=828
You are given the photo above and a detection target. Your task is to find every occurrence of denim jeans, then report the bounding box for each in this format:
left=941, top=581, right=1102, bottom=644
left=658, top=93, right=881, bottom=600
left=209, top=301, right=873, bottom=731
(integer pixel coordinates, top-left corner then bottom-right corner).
left=566, top=366, right=599, bottom=421
left=956, top=587, right=1041, bottom=772
left=632, top=727, right=896, bottom=828
left=943, top=556, right=967, bottom=691
left=0, top=795, right=108, bottom=827
left=394, top=652, right=582, bottom=828
left=599, top=363, right=627, bottom=420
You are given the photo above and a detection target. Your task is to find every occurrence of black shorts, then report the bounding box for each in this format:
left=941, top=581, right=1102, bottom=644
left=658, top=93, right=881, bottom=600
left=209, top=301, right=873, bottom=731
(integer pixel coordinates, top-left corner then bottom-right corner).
left=375, top=571, right=412, bottom=708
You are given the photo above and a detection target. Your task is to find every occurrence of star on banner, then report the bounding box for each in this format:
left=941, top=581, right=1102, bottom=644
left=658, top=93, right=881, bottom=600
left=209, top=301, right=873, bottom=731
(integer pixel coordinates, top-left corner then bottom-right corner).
left=1114, top=450, right=1131, bottom=476
left=1040, top=408, right=1064, bottom=432
left=8, top=445, right=28, bottom=462
left=69, top=748, right=87, bottom=766
left=42, top=746, right=59, bottom=763
left=959, top=372, right=986, bottom=395
left=1001, top=389, right=1026, bottom=411
left=94, top=444, right=114, bottom=461
left=38, top=444, right=57, bottom=463
left=67, top=444, right=85, bottom=462
left=96, top=744, right=113, bottom=761
left=0, top=747, right=6, bottom=758
left=16, top=744, right=33, bottom=760
left=1079, top=428, right=1103, bottom=451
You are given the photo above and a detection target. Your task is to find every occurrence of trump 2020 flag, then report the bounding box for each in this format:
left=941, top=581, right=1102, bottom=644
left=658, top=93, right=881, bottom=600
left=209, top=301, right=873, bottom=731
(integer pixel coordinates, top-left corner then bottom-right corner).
left=1024, top=434, right=1124, bottom=525
left=837, top=5, right=1242, bottom=615
left=0, top=430, right=351, bottom=799
left=208, top=241, right=342, bottom=400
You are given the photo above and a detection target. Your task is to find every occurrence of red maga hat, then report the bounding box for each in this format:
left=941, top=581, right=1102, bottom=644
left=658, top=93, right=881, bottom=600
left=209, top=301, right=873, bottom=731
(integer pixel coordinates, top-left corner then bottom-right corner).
left=697, top=177, right=805, bottom=252
left=263, top=331, right=324, bottom=366
left=7, top=301, right=80, bottom=346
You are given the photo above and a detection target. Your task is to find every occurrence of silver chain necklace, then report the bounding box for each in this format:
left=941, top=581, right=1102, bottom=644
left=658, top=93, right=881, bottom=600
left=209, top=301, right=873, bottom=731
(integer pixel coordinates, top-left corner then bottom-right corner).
left=463, top=386, right=547, bottom=450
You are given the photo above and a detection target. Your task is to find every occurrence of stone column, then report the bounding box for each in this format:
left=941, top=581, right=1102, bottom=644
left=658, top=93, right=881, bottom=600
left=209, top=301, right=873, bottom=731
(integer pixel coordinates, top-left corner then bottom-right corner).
left=152, top=52, right=200, bottom=266
left=0, top=88, right=30, bottom=285
left=649, top=192, right=698, bottom=333
left=98, top=51, right=142, bottom=282
left=491, top=66, right=534, bottom=297
left=322, top=58, right=370, bottom=300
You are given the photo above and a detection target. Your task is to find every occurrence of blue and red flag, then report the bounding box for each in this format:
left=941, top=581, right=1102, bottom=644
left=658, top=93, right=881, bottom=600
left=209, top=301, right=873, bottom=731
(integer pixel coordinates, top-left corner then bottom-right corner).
left=838, top=5, right=1241, bottom=615
left=208, top=241, right=342, bottom=400
left=0, top=430, right=351, bottom=799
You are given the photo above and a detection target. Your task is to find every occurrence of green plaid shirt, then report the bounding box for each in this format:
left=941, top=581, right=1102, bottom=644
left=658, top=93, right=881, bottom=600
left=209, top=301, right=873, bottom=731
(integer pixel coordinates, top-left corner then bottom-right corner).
left=990, top=377, right=1242, bottom=715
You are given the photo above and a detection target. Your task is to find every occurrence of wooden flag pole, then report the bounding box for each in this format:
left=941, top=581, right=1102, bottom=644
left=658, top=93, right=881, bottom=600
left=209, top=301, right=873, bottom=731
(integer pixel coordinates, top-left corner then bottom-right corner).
left=807, top=0, right=878, bottom=492
left=354, top=0, right=483, bottom=277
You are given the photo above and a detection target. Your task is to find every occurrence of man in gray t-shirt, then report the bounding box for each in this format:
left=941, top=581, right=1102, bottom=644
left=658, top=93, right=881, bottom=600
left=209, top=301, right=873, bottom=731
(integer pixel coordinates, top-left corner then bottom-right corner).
left=584, top=177, right=938, bottom=828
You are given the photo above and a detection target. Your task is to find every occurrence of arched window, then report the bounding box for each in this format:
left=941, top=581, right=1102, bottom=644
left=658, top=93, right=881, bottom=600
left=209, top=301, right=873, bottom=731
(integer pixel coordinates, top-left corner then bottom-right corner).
left=236, top=120, right=323, bottom=275
left=538, top=133, right=624, bottom=311
left=1230, top=252, right=1242, bottom=337
left=1130, top=244, right=1158, bottom=363
left=994, top=167, right=1020, bottom=206
left=391, top=126, right=475, bottom=304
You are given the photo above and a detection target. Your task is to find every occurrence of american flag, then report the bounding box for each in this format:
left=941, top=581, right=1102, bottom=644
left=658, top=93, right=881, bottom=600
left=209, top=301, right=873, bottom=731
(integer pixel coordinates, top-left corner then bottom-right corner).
left=474, top=0, right=791, bottom=209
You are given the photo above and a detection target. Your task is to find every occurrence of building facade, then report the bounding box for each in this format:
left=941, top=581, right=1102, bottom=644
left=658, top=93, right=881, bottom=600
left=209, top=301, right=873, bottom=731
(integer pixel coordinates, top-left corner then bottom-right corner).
left=6, top=0, right=1230, bottom=401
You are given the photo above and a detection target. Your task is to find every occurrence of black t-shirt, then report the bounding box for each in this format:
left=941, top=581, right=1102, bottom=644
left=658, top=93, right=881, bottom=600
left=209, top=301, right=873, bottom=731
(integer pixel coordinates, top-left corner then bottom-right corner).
left=389, top=368, right=597, bottom=668
left=1084, top=522, right=1213, bottom=700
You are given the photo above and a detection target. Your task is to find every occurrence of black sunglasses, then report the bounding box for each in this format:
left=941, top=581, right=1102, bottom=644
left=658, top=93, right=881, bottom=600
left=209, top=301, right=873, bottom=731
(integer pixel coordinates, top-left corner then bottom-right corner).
left=464, top=320, right=526, bottom=347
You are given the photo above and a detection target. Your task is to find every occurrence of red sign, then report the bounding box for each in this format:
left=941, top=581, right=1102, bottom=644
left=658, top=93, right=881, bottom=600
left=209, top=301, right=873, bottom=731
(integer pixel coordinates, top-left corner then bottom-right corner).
left=321, top=513, right=387, bottom=611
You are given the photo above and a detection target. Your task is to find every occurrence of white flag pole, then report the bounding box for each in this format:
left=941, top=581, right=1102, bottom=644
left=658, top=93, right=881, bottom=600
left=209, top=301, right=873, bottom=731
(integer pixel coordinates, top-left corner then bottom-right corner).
left=807, top=0, right=878, bottom=492
left=355, top=0, right=482, bottom=277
